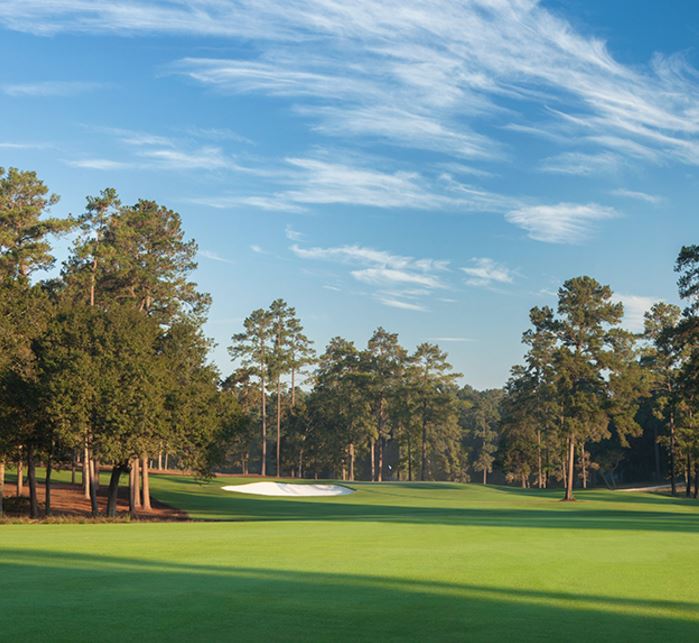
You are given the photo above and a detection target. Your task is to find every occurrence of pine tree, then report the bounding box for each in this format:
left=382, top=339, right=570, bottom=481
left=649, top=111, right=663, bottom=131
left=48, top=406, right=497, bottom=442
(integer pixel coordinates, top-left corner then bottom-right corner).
left=230, top=309, right=273, bottom=476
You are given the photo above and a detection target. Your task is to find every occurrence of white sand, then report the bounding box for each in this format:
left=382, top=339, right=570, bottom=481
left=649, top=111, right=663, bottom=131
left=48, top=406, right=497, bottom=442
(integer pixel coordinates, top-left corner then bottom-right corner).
left=221, top=481, right=354, bottom=497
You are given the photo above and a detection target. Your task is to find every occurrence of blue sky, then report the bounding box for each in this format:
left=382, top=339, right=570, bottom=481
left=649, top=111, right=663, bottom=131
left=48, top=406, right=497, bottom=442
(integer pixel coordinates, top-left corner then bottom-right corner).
left=1, top=0, right=698, bottom=389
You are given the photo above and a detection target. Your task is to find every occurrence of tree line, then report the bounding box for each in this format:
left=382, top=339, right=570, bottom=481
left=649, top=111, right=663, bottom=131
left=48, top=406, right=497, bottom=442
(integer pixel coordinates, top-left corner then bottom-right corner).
left=0, top=166, right=697, bottom=517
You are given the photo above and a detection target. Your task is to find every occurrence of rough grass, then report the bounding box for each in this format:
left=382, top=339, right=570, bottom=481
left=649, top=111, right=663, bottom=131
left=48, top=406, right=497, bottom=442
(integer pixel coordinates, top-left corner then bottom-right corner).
left=1, top=474, right=699, bottom=641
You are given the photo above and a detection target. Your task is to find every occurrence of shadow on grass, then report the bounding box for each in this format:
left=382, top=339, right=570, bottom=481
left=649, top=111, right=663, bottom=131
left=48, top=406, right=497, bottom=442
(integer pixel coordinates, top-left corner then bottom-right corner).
left=1, top=548, right=697, bottom=641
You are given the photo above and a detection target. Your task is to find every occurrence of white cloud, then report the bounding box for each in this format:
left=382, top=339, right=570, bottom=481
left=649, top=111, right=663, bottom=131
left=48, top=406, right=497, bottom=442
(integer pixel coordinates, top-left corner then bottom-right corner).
left=65, top=158, right=127, bottom=170
left=539, top=151, right=621, bottom=176
left=140, top=146, right=230, bottom=170
left=191, top=195, right=305, bottom=212
left=291, top=242, right=448, bottom=311
left=352, top=268, right=443, bottom=289
left=2, top=80, right=103, bottom=96
left=506, top=203, right=618, bottom=244
left=462, top=258, right=515, bottom=287
left=610, top=189, right=662, bottom=204
left=615, top=294, right=660, bottom=332
left=199, top=250, right=234, bottom=265
left=250, top=244, right=265, bottom=254
left=285, top=224, right=304, bottom=241
left=291, top=243, right=447, bottom=273
left=282, top=158, right=458, bottom=210
left=376, top=297, right=427, bottom=312
left=189, top=155, right=483, bottom=213
left=0, top=141, right=48, bottom=149
left=5, top=1, right=699, bottom=169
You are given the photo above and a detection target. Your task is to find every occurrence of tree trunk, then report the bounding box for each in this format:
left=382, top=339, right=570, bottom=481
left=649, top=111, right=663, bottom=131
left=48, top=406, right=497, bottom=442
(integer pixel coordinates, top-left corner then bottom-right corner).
left=106, top=464, right=124, bottom=517
left=694, top=463, right=698, bottom=500
left=396, top=435, right=401, bottom=481
left=276, top=376, right=282, bottom=477
left=349, top=443, right=355, bottom=481
left=89, top=452, right=99, bottom=516
left=260, top=375, right=267, bottom=477
left=669, top=412, right=677, bottom=496
left=377, top=437, right=383, bottom=482
left=158, top=450, right=163, bottom=471
left=686, top=452, right=691, bottom=498
left=71, top=449, right=76, bottom=485
left=0, top=460, right=4, bottom=516
left=580, top=443, right=588, bottom=489
left=16, top=457, right=23, bottom=496
left=483, top=468, right=487, bottom=485
left=83, top=445, right=90, bottom=498
left=564, top=435, right=575, bottom=501
left=92, top=458, right=100, bottom=491
left=420, top=411, right=428, bottom=482
left=129, top=460, right=138, bottom=517
left=407, top=433, right=413, bottom=482
left=141, top=454, right=152, bottom=511
left=27, top=445, right=39, bottom=518
left=536, top=430, right=543, bottom=488
left=45, top=451, right=53, bottom=516
left=370, top=438, right=375, bottom=481
left=133, top=457, right=141, bottom=509
left=164, top=451, right=169, bottom=470
left=90, top=254, right=97, bottom=307
left=291, top=366, right=296, bottom=408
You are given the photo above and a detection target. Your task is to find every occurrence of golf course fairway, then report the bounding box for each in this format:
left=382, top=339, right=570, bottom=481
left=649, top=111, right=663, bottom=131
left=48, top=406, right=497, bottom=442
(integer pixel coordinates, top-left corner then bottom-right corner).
left=2, top=476, right=699, bottom=641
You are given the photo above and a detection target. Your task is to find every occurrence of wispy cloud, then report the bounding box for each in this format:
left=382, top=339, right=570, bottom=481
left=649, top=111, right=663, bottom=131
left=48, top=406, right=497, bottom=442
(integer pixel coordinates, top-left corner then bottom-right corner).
left=291, top=242, right=448, bottom=310
left=5, top=1, right=699, bottom=169
left=191, top=195, right=305, bottom=213
left=352, top=268, right=443, bottom=289
left=610, top=188, right=662, bottom=204
left=462, top=258, right=515, bottom=287
left=539, top=151, right=621, bottom=176
left=199, top=250, right=234, bottom=265
left=376, top=297, right=427, bottom=312
left=0, top=141, right=48, bottom=149
left=291, top=244, right=448, bottom=273
left=506, top=203, right=618, bottom=244
left=2, top=80, right=103, bottom=97
left=139, top=146, right=230, bottom=170
left=285, top=225, right=304, bottom=241
left=282, top=158, right=459, bottom=210
left=65, top=158, right=128, bottom=170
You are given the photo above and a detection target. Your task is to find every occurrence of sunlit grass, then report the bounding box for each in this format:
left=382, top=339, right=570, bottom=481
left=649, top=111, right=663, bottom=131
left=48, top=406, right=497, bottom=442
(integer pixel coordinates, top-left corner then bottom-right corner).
left=1, top=475, right=698, bottom=641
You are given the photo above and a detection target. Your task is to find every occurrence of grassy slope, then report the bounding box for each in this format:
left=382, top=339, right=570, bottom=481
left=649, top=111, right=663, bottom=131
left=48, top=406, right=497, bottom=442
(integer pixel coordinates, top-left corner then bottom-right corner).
left=2, top=475, right=699, bottom=641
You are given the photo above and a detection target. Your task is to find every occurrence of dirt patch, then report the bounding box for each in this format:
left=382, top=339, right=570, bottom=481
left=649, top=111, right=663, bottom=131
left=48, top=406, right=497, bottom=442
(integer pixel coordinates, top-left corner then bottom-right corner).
left=2, top=480, right=188, bottom=522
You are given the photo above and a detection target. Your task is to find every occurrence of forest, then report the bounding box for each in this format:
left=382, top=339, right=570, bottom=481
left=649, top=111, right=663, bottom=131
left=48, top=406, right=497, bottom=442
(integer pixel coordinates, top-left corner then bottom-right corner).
left=0, top=166, right=697, bottom=518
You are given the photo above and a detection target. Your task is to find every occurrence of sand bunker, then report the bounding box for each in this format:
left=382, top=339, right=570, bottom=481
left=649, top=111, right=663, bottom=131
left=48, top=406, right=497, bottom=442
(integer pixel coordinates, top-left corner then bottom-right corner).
left=221, top=482, right=354, bottom=497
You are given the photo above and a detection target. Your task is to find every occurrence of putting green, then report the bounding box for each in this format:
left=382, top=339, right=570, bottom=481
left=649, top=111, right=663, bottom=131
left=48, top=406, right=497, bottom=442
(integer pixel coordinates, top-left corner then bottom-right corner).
left=1, top=475, right=699, bottom=641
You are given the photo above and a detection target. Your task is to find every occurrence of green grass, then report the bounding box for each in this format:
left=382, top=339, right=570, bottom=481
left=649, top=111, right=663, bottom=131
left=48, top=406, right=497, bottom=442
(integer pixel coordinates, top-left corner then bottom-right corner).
left=2, top=475, right=699, bottom=641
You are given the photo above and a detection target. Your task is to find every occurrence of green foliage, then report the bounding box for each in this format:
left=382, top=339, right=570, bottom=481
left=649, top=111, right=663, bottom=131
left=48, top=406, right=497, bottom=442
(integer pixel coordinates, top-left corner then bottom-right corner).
left=0, top=167, right=72, bottom=280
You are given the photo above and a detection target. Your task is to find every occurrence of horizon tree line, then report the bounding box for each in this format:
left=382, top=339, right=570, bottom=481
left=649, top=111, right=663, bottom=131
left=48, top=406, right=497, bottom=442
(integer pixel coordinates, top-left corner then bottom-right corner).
left=0, top=165, right=697, bottom=517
